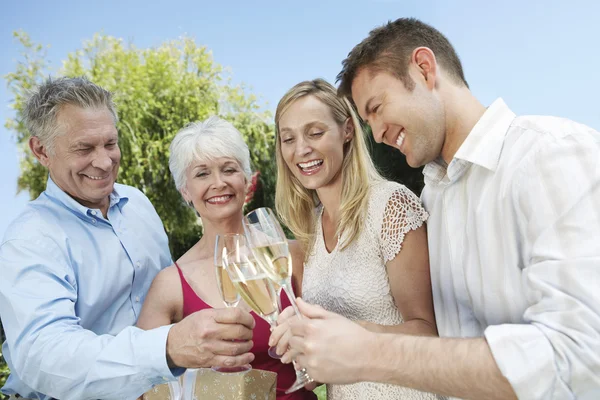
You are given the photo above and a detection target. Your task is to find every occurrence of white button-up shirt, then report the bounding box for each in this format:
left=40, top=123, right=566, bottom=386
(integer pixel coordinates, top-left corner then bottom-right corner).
left=422, top=99, right=600, bottom=399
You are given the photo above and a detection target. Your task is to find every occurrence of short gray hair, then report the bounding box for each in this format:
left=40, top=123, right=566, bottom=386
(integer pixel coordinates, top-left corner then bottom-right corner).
left=23, top=76, right=118, bottom=154
left=169, top=116, right=252, bottom=192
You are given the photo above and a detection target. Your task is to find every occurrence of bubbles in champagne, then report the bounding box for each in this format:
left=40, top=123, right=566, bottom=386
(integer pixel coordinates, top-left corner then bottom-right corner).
left=231, top=272, right=279, bottom=325
left=252, top=242, right=291, bottom=284
left=216, top=265, right=239, bottom=306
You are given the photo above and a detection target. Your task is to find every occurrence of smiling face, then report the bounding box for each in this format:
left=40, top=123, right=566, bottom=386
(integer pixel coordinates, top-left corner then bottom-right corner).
left=277, top=95, right=352, bottom=192
left=351, top=68, right=445, bottom=168
left=38, top=105, right=120, bottom=213
left=182, top=157, right=247, bottom=222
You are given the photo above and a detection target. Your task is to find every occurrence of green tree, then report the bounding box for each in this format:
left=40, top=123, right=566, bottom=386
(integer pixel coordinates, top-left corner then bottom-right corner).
left=0, top=322, right=7, bottom=399
left=5, top=31, right=277, bottom=259
left=1, top=32, right=421, bottom=399
left=1, top=32, right=277, bottom=395
left=365, top=126, right=425, bottom=196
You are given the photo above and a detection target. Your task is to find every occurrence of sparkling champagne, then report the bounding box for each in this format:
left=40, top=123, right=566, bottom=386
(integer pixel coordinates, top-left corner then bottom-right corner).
left=215, top=265, right=239, bottom=306
left=251, top=242, right=291, bottom=284
left=231, top=270, right=278, bottom=324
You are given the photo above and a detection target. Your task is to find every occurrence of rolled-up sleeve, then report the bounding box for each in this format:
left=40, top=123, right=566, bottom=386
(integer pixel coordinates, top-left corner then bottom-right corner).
left=0, top=237, right=179, bottom=400
left=485, top=133, right=600, bottom=399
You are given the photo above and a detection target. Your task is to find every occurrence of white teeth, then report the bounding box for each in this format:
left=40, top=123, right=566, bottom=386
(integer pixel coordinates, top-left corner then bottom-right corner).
left=207, top=195, right=232, bottom=204
left=298, top=160, right=323, bottom=169
left=86, top=175, right=106, bottom=180
left=396, top=131, right=406, bottom=148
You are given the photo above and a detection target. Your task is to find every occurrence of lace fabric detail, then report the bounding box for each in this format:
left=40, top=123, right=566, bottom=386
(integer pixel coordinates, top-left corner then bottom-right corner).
left=381, top=183, right=429, bottom=263
left=303, top=181, right=440, bottom=400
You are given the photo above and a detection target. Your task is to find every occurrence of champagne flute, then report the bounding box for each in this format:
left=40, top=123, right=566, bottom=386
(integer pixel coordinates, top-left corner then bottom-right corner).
left=212, top=234, right=251, bottom=374
left=243, top=207, right=313, bottom=393
left=220, top=234, right=282, bottom=356
left=215, top=234, right=241, bottom=307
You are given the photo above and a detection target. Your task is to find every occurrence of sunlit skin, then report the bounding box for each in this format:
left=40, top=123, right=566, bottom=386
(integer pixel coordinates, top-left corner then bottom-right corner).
left=136, top=154, right=307, bottom=380
left=272, top=87, right=443, bottom=395
left=278, top=95, right=353, bottom=201
left=181, top=157, right=248, bottom=230
left=29, top=105, right=120, bottom=217
left=274, top=48, right=514, bottom=400
left=351, top=69, right=444, bottom=168
left=351, top=47, right=486, bottom=168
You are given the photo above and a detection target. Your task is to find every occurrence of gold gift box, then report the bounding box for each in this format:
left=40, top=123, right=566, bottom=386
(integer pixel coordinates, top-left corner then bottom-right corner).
left=142, top=368, right=277, bottom=400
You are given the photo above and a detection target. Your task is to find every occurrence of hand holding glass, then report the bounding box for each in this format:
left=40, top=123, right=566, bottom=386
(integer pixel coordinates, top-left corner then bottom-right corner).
left=222, top=234, right=279, bottom=322
left=219, top=234, right=283, bottom=356
left=243, top=208, right=313, bottom=393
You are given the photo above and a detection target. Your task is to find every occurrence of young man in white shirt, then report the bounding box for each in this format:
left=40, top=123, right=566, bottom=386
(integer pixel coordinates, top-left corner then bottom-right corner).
left=276, top=17, right=600, bottom=400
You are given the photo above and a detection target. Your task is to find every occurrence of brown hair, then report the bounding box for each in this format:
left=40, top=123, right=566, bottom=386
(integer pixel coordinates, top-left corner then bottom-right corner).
left=337, top=18, right=468, bottom=98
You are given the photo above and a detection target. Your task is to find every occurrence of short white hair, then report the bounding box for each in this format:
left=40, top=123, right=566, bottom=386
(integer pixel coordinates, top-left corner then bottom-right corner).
left=169, top=116, right=252, bottom=191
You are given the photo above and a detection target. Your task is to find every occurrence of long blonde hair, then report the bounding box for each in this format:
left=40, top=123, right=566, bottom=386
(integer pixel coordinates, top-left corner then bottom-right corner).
left=275, top=79, right=384, bottom=253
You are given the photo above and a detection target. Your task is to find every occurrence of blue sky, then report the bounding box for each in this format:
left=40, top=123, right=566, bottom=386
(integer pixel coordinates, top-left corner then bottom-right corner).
left=2, top=0, right=599, bottom=239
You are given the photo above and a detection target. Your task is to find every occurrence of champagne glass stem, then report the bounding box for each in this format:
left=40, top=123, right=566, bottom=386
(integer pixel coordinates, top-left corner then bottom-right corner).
left=281, top=280, right=313, bottom=393
left=282, top=282, right=301, bottom=318
left=286, top=365, right=313, bottom=394
left=268, top=286, right=283, bottom=359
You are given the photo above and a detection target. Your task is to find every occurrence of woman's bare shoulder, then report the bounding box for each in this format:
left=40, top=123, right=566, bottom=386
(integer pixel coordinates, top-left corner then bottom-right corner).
left=147, top=264, right=184, bottom=305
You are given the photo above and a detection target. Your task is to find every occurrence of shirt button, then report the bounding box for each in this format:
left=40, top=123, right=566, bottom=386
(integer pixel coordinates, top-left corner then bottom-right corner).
left=136, top=261, right=141, bottom=268
left=135, top=296, right=140, bottom=302
left=162, top=377, right=169, bottom=381
left=90, top=210, right=96, bottom=215
left=91, top=218, right=97, bottom=224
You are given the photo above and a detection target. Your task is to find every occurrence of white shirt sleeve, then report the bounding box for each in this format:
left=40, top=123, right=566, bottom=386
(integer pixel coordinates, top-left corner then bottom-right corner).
left=484, top=132, right=600, bottom=399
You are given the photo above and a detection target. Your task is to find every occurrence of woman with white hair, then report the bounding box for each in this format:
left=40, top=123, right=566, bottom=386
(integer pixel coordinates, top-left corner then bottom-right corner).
left=137, top=116, right=316, bottom=400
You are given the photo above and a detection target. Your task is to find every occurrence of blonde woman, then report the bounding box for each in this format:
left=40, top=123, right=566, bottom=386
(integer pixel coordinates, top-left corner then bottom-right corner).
left=270, top=79, right=442, bottom=400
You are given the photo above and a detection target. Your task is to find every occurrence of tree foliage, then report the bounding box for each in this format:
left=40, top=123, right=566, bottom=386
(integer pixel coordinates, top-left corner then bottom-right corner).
left=366, top=126, right=425, bottom=196
left=5, top=31, right=277, bottom=259
left=2, top=33, right=279, bottom=392
left=0, top=322, right=7, bottom=399
left=1, top=32, right=423, bottom=395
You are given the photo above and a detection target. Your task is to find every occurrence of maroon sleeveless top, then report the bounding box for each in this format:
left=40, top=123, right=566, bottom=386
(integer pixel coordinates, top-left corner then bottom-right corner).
left=175, top=263, right=317, bottom=400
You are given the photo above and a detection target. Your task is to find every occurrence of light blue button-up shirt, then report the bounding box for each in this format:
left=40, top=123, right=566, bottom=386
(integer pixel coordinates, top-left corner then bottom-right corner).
left=0, top=177, right=175, bottom=400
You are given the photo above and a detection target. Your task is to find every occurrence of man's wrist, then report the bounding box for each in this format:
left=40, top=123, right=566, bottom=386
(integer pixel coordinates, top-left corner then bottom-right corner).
left=165, top=323, right=178, bottom=369
left=359, top=330, right=387, bottom=381
left=362, top=331, right=405, bottom=384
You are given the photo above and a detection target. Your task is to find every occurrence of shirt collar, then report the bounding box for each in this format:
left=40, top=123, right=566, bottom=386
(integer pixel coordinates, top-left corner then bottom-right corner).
left=423, top=98, right=516, bottom=185
left=423, top=157, right=449, bottom=186
left=45, top=177, right=129, bottom=219
left=454, top=98, right=516, bottom=171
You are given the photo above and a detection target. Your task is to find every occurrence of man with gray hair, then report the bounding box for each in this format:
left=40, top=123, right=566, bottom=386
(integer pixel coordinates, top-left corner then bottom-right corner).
left=0, top=77, right=255, bottom=400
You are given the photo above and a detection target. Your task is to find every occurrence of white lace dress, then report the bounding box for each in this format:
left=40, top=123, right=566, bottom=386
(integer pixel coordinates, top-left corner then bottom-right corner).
left=302, top=181, right=443, bottom=400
